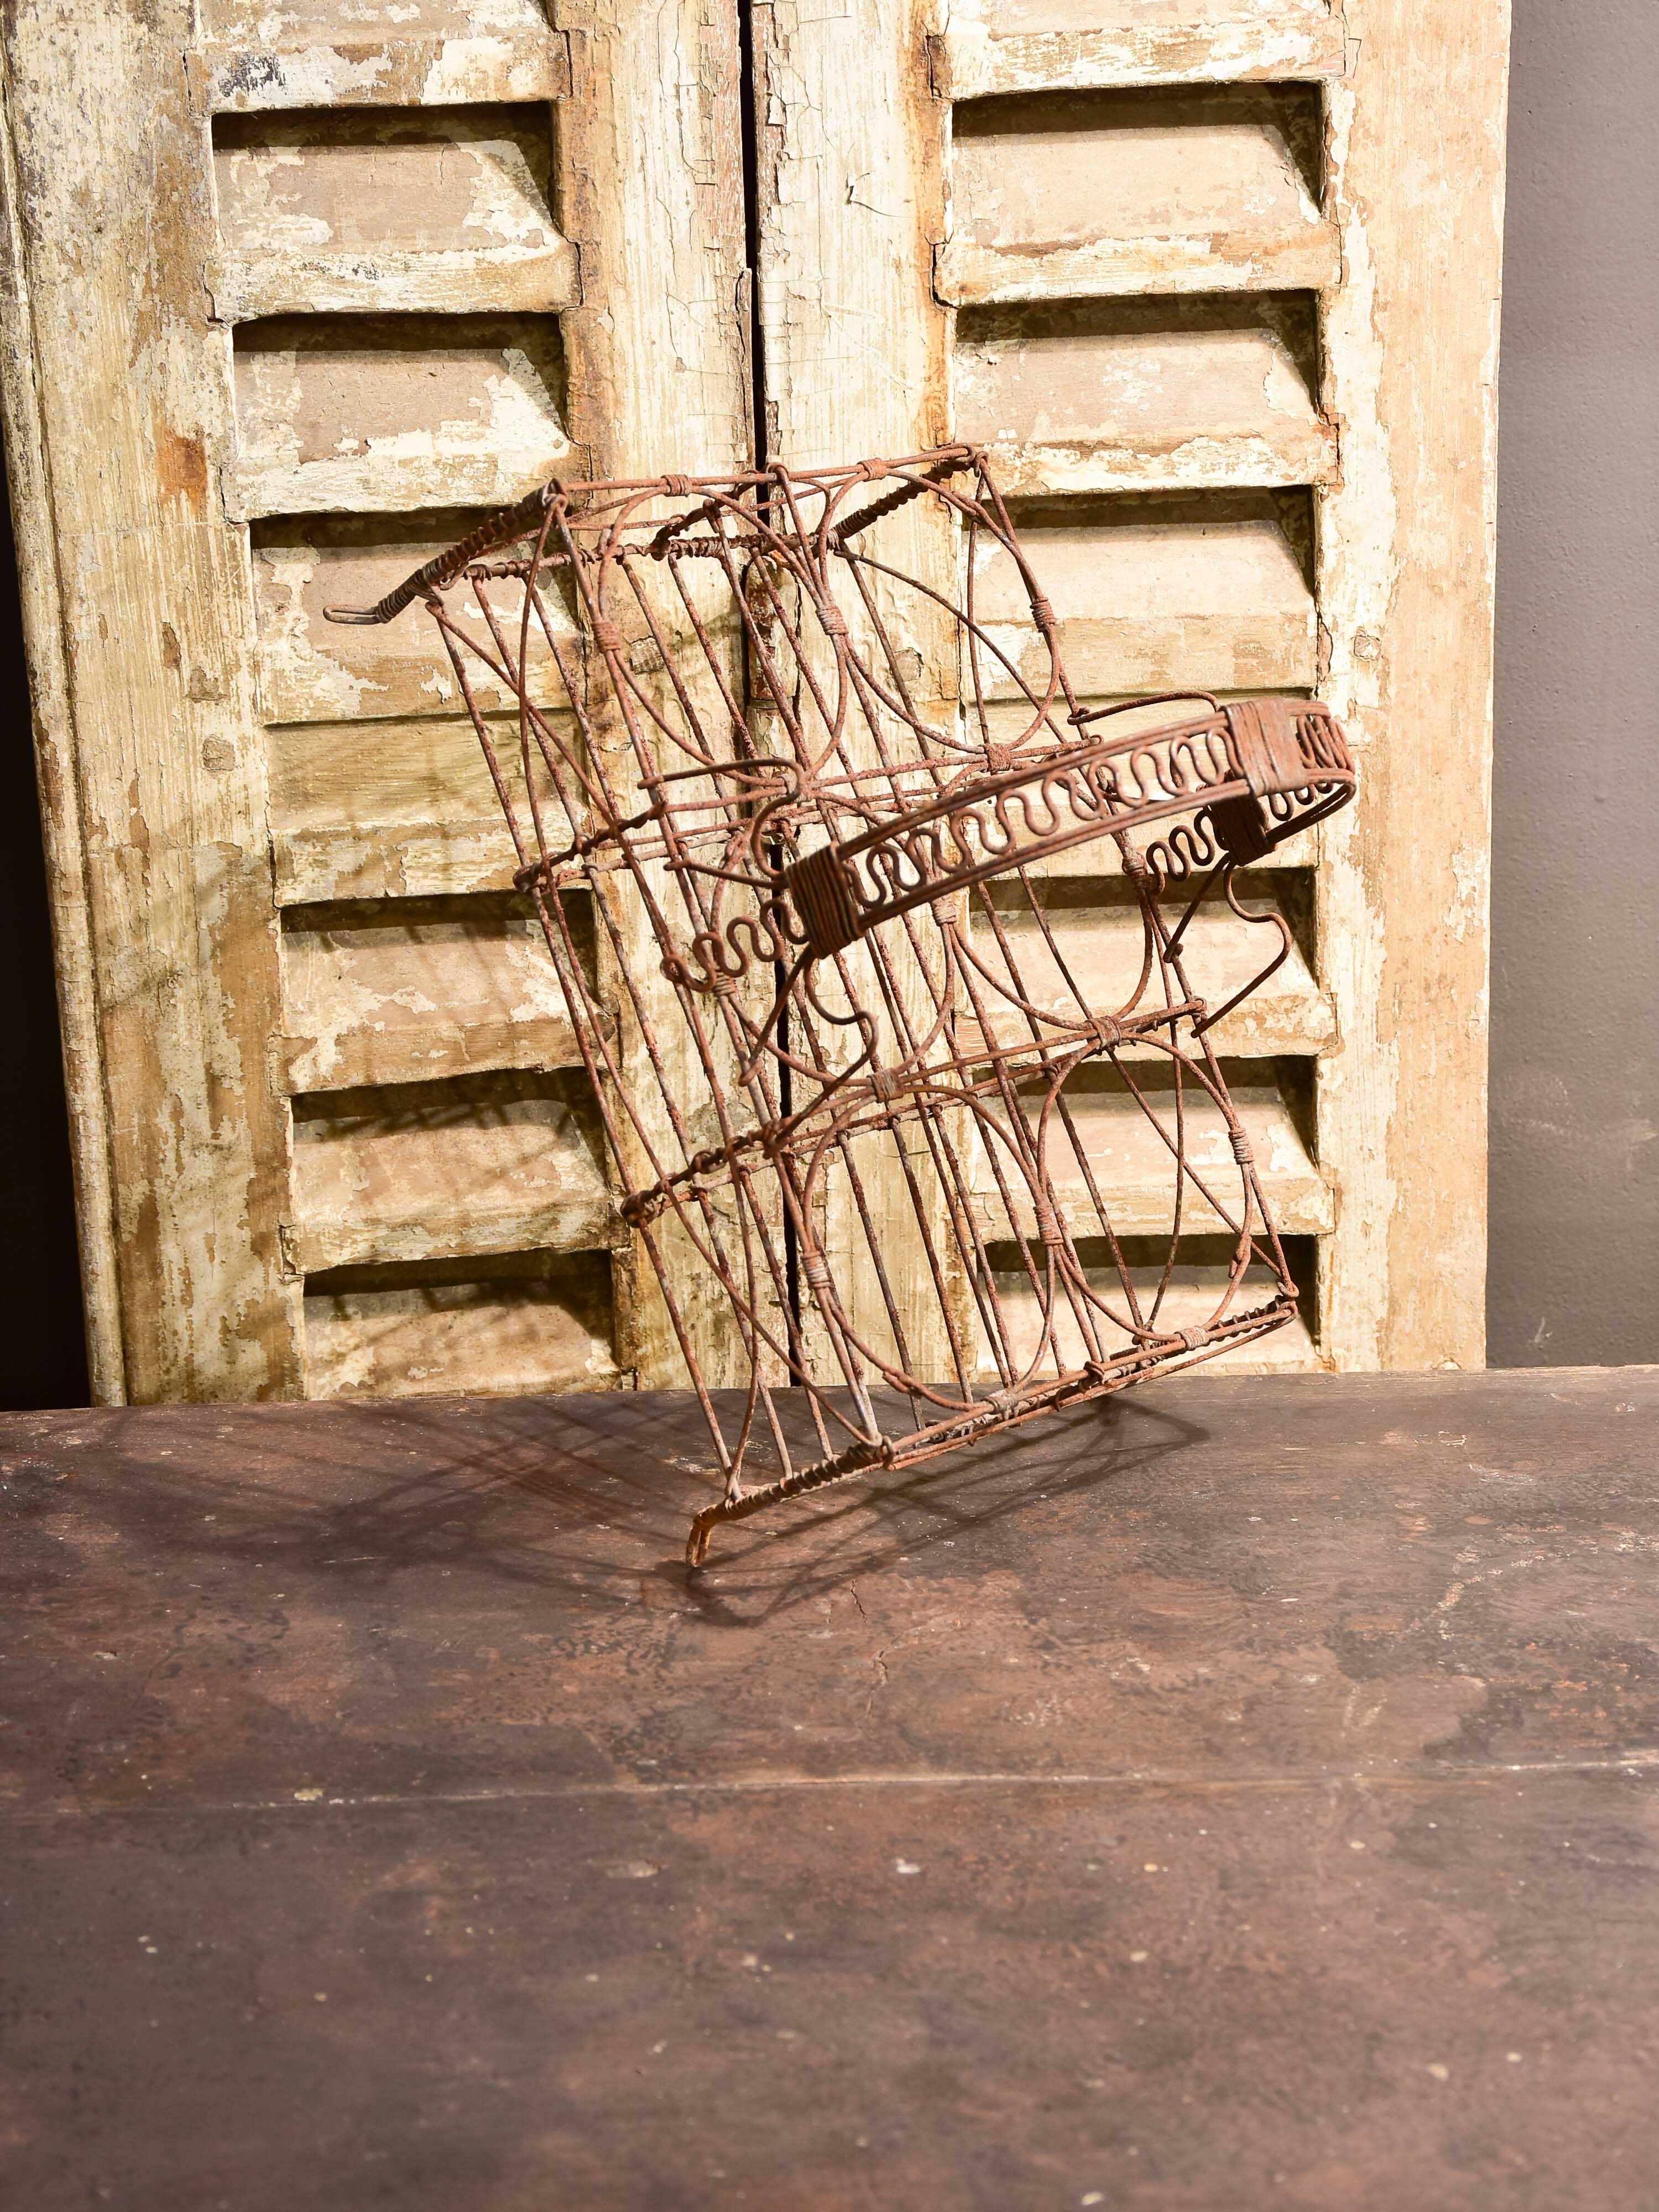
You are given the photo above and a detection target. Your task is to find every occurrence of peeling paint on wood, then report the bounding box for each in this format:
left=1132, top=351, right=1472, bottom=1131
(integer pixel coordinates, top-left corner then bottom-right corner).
left=303, top=1248, right=621, bottom=1397
left=975, top=1077, right=1332, bottom=1238
left=551, top=0, right=755, bottom=1389
left=199, top=31, right=570, bottom=115
left=1314, top=0, right=1510, bottom=1366
left=974, top=886, right=1335, bottom=1058
left=0, top=1, right=302, bottom=1401
left=276, top=896, right=589, bottom=1093
left=761, top=0, right=1505, bottom=1377
left=954, top=295, right=1335, bottom=494
left=0, top=0, right=1504, bottom=1401
left=0, top=0, right=748, bottom=1404
left=0, top=64, right=127, bottom=1400
left=939, top=85, right=1338, bottom=305
left=288, top=1068, right=616, bottom=1274
left=209, top=105, right=579, bottom=321
left=974, top=491, right=1318, bottom=694
left=935, top=5, right=1348, bottom=101
left=268, top=712, right=570, bottom=905
left=229, top=314, right=572, bottom=519
left=252, top=513, right=576, bottom=722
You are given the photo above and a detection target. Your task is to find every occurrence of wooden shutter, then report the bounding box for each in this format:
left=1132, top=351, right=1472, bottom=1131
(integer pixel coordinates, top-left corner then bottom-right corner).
left=752, top=0, right=1508, bottom=1370
left=3, top=0, right=1506, bottom=1402
left=0, top=0, right=749, bottom=1401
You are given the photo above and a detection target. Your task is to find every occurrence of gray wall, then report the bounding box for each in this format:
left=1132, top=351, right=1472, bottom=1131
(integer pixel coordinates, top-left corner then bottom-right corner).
left=1488, top=0, right=1658, bottom=1366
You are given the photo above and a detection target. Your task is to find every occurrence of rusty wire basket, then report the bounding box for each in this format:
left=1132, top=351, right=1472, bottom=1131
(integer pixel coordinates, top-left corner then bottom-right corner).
left=327, top=446, right=1355, bottom=1564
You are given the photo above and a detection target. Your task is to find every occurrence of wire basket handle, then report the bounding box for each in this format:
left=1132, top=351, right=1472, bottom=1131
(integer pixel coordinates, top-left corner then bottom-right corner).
left=322, top=484, right=564, bottom=627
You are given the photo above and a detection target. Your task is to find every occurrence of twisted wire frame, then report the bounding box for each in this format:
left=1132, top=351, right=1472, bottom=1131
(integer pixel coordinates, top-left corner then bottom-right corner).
left=326, top=446, right=1355, bottom=1564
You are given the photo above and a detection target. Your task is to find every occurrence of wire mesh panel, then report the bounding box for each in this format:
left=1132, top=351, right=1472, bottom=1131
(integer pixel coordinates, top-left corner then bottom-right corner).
left=327, top=446, right=1355, bottom=1562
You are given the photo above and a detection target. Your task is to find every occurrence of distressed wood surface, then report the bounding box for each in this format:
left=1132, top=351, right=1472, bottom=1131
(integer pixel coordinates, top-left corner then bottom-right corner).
left=0, top=63, right=125, bottom=1400
left=288, top=1069, right=615, bottom=1274
left=208, top=105, right=580, bottom=320
left=228, top=314, right=572, bottom=520
left=787, top=0, right=1507, bottom=1376
left=954, top=295, right=1336, bottom=494
left=197, top=30, right=571, bottom=114
left=0, top=1, right=301, bottom=1401
left=972, top=1076, right=1331, bottom=1236
left=754, top=0, right=972, bottom=1386
left=252, top=517, right=577, bottom=724
left=7, top=1369, right=1655, bottom=2208
left=202, top=0, right=556, bottom=41
left=939, top=84, right=1339, bottom=305
left=1315, top=1, right=1510, bottom=1366
left=987, top=1252, right=1320, bottom=1370
left=934, top=1, right=1347, bottom=98
left=968, top=888, right=1334, bottom=1057
left=275, top=898, right=589, bottom=1094
left=0, top=0, right=749, bottom=1406
left=302, top=1248, right=622, bottom=1399
left=212, top=243, right=580, bottom=324
left=976, top=489, right=1319, bottom=694
left=268, top=712, right=566, bottom=905
left=938, top=223, right=1340, bottom=306
left=554, top=0, right=754, bottom=1389
left=1, top=0, right=1507, bottom=1401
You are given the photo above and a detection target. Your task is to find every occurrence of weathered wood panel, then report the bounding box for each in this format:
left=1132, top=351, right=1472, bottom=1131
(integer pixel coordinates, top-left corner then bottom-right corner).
left=268, top=712, right=563, bottom=904
left=276, top=896, right=589, bottom=1093
left=551, top=0, right=757, bottom=1389
left=251, top=513, right=576, bottom=723
left=1313, top=0, right=1510, bottom=1366
left=969, top=884, right=1334, bottom=1057
left=0, top=67, right=124, bottom=1399
left=954, top=294, right=1334, bottom=494
left=753, top=0, right=967, bottom=1388
left=0, top=0, right=750, bottom=1404
left=2, top=0, right=1505, bottom=1400
left=974, top=491, right=1318, bottom=696
left=760, top=0, right=1506, bottom=1380
left=985, top=1244, right=1322, bottom=1371
left=210, top=105, right=579, bottom=320
left=12, top=1372, right=1657, bottom=2201
left=938, top=84, right=1338, bottom=305
left=199, top=21, right=568, bottom=115
left=230, top=314, right=571, bottom=519
left=0, top=1, right=301, bottom=1401
left=205, top=0, right=555, bottom=41
left=288, top=1068, right=615, bottom=1273
left=936, top=1, right=1347, bottom=100
left=302, top=1249, right=621, bottom=1398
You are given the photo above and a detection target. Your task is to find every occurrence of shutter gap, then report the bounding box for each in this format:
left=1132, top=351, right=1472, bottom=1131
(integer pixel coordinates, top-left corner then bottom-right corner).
left=738, top=0, right=802, bottom=1361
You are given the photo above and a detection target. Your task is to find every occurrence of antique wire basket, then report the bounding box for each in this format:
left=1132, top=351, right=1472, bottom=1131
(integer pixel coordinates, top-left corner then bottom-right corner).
left=328, top=447, right=1355, bottom=1563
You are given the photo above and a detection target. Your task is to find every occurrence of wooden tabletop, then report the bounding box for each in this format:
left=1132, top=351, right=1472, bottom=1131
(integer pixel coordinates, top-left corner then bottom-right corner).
left=4, top=1368, right=1657, bottom=2210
